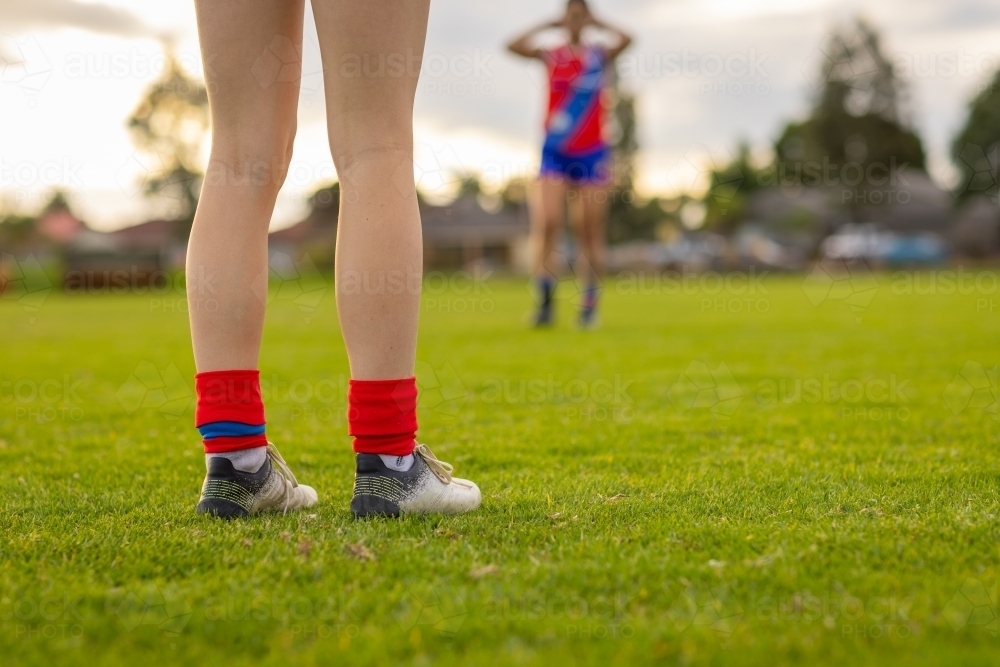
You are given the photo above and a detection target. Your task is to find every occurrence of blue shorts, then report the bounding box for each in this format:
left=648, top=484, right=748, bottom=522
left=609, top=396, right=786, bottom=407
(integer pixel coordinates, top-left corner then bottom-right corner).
left=540, top=146, right=611, bottom=185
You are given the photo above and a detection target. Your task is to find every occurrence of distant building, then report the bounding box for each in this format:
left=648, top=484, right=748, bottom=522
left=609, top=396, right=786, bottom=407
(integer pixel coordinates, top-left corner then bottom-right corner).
left=419, top=196, right=529, bottom=271
left=950, top=197, right=1000, bottom=258
left=267, top=204, right=337, bottom=270
left=268, top=194, right=530, bottom=272
left=733, top=171, right=954, bottom=266
left=36, top=207, right=84, bottom=244
left=855, top=170, right=952, bottom=233
left=63, top=219, right=185, bottom=290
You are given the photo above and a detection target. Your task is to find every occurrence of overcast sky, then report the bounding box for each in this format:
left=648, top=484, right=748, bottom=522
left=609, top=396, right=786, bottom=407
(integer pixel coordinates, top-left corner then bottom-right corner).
left=2, top=0, right=999, bottom=230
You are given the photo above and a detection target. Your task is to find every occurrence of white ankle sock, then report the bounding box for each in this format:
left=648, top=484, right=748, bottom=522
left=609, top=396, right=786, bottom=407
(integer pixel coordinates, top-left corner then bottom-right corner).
left=379, top=453, right=415, bottom=472
left=207, top=448, right=267, bottom=473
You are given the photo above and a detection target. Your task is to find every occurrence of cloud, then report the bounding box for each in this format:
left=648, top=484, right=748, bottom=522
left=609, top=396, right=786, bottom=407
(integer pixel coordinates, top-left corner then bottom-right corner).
left=1, top=0, right=157, bottom=38
left=936, top=0, right=1000, bottom=30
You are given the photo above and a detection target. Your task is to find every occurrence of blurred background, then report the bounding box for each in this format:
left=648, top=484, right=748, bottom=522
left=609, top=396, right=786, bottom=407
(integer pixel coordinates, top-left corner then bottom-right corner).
left=2, top=0, right=1000, bottom=289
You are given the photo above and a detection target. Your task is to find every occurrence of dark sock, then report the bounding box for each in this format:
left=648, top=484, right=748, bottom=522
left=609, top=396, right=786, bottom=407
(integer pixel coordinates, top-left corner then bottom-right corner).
left=538, top=276, right=555, bottom=310
left=583, top=284, right=599, bottom=312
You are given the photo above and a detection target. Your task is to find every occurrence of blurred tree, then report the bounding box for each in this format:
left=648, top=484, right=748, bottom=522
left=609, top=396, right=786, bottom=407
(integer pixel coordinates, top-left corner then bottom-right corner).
left=606, top=73, right=661, bottom=243
left=0, top=190, right=73, bottom=253
left=772, top=18, right=925, bottom=212
left=40, top=190, right=72, bottom=215
left=126, top=46, right=209, bottom=237
left=952, top=69, right=1000, bottom=203
left=455, top=174, right=483, bottom=199
left=499, top=177, right=530, bottom=211
left=701, top=143, right=767, bottom=233
left=307, top=181, right=341, bottom=225
left=0, top=211, right=35, bottom=252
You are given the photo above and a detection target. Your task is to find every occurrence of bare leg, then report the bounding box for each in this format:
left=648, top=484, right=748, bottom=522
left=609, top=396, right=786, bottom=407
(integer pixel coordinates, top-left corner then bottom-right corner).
left=529, top=176, right=567, bottom=277
left=187, top=0, right=304, bottom=371
left=310, top=0, right=430, bottom=380
left=187, top=0, right=319, bottom=515
left=570, top=184, right=608, bottom=284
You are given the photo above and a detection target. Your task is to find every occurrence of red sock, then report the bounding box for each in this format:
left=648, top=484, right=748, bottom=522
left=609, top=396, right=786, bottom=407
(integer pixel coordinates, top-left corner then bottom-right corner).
left=347, top=377, right=417, bottom=456
left=195, top=370, right=268, bottom=453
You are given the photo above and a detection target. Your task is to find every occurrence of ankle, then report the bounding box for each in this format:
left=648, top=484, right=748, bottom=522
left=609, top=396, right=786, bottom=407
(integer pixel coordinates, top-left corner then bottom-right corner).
left=207, top=448, right=267, bottom=473
left=378, top=453, right=415, bottom=472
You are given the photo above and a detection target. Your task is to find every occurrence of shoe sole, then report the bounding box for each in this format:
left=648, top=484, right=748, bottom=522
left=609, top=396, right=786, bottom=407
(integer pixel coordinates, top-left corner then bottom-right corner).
left=196, top=498, right=250, bottom=520
left=350, top=493, right=401, bottom=519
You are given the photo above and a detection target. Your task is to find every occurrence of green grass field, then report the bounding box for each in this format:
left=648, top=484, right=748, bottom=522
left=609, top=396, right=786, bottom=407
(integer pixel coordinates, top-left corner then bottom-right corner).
left=2, top=270, right=1000, bottom=666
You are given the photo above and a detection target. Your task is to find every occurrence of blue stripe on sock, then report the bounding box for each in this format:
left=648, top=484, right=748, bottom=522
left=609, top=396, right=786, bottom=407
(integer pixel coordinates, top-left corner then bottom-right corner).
left=198, top=421, right=266, bottom=439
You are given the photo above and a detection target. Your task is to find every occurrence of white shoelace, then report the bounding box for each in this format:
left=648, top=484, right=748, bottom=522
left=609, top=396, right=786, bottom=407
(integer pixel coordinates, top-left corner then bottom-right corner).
left=266, top=442, right=300, bottom=514
left=414, top=444, right=454, bottom=484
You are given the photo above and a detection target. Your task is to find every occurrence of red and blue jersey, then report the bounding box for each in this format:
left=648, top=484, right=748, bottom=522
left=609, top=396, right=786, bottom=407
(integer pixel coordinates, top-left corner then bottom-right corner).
left=542, top=44, right=609, bottom=157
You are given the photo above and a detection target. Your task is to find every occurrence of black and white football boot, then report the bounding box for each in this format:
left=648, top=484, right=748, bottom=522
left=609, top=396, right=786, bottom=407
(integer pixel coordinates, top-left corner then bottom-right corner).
left=350, top=444, right=481, bottom=518
left=196, top=443, right=318, bottom=519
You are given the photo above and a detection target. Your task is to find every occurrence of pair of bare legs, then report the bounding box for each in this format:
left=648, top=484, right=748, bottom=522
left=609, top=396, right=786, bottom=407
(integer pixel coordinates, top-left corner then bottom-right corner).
left=187, top=0, right=427, bottom=381
left=530, top=176, right=608, bottom=299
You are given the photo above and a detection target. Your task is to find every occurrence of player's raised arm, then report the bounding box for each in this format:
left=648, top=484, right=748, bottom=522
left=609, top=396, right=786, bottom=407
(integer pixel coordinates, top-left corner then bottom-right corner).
left=588, top=14, right=633, bottom=60
left=506, top=19, right=562, bottom=59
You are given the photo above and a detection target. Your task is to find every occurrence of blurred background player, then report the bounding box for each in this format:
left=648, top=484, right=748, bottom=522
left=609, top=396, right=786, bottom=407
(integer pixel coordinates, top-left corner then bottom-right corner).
left=507, top=0, right=632, bottom=328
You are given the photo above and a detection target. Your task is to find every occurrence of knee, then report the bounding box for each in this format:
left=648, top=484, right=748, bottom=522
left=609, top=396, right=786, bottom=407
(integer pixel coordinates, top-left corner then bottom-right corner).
left=207, top=120, right=297, bottom=196
left=329, top=141, right=412, bottom=185
left=327, top=114, right=413, bottom=176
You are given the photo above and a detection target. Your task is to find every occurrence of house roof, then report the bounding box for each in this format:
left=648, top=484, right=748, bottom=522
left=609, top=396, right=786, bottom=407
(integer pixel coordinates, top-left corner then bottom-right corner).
left=270, top=194, right=529, bottom=248
left=419, top=196, right=528, bottom=245
left=105, top=219, right=181, bottom=248
left=36, top=208, right=84, bottom=243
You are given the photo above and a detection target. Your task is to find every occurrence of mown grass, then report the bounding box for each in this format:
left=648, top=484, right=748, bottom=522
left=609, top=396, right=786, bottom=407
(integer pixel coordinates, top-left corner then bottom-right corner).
left=1, top=271, right=999, bottom=666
